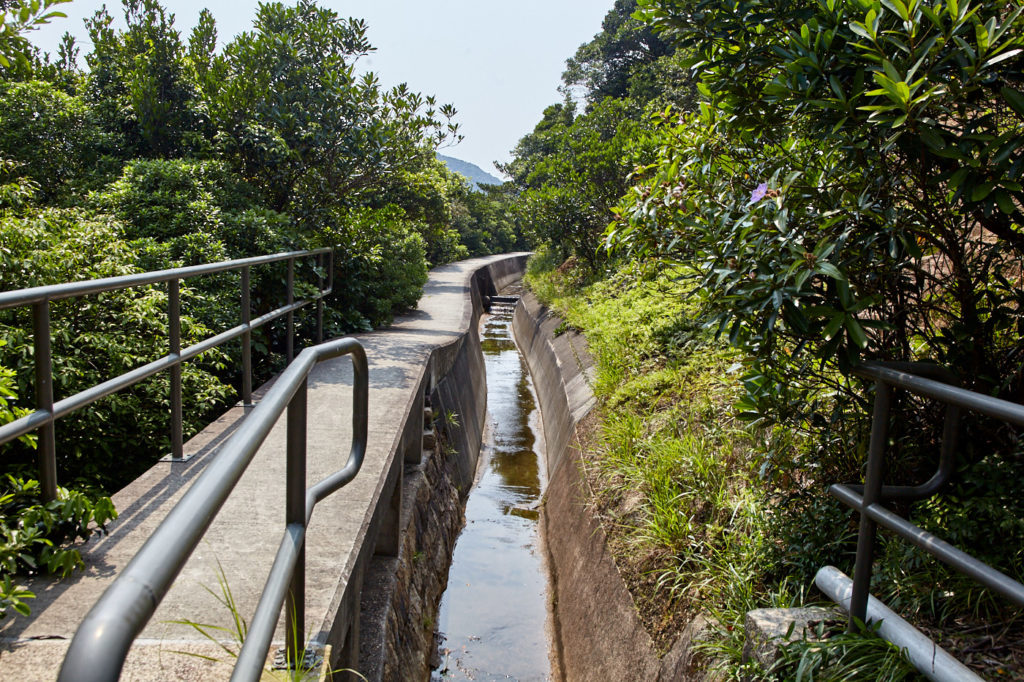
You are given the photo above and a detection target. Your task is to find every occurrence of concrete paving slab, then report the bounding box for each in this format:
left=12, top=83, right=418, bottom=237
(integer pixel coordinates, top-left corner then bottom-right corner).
left=0, top=253, right=529, bottom=681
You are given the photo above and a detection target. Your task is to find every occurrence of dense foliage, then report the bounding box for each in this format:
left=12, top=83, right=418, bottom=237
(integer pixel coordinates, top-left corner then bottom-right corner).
left=613, top=0, right=1024, bottom=593
left=617, top=0, right=1024, bottom=396
left=0, top=0, right=524, bottom=618
left=513, top=0, right=1024, bottom=677
left=501, top=0, right=693, bottom=267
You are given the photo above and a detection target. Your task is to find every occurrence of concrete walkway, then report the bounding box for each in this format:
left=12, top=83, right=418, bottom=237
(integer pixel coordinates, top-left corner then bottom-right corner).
left=0, top=253, right=528, bottom=680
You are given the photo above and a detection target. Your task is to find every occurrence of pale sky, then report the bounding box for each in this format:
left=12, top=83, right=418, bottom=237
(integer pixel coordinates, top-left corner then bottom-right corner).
left=28, top=1, right=612, bottom=177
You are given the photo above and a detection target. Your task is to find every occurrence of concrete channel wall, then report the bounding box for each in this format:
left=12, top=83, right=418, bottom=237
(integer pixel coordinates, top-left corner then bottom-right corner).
left=359, top=255, right=529, bottom=680
left=513, top=292, right=705, bottom=682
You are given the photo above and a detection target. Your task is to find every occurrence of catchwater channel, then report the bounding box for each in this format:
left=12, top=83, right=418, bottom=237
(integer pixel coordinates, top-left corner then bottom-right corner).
left=430, top=287, right=555, bottom=681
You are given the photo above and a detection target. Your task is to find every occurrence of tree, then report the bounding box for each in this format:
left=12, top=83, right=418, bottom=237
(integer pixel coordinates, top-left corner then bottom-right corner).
left=85, top=0, right=208, bottom=158
left=504, top=97, right=643, bottom=268
left=0, top=164, right=233, bottom=490
left=209, top=1, right=460, bottom=220
left=451, top=183, right=527, bottom=257
left=562, top=0, right=675, bottom=105
left=0, top=0, right=68, bottom=72
left=0, top=80, right=110, bottom=199
left=618, top=0, right=1024, bottom=396
left=368, top=159, right=472, bottom=265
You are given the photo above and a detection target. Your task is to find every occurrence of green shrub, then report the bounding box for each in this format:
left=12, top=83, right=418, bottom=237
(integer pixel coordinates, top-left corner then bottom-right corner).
left=606, top=3, right=1024, bottom=663
left=0, top=202, right=232, bottom=491
left=97, top=158, right=309, bottom=369
left=96, top=158, right=252, bottom=243
left=0, top=369, right=117, bottom=620
left=326, top=206, right=428, bottom=328
left=0, top=81, right=112, bottom=200
left=0, top=475, right=117, bottom=619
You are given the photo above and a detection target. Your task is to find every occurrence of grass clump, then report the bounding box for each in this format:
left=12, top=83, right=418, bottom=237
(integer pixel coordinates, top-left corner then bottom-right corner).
left=768, top=622, right=922, bottom=682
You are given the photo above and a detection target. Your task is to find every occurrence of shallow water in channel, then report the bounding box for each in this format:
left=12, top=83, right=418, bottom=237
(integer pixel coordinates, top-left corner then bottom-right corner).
left=430, top=288, right=552, bottom=681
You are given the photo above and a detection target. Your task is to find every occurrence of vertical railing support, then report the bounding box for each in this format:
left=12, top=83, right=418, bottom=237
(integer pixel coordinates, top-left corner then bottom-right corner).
left=241, top=266, right=252, bottom=406
left=849, top=380, right=892, bottom=629
left=169, top=279, right=183, bottom=461
left=316, top=253, right=324, bottom=345
left=33, top=301, right=58, bottom=501
left=285, top=378, right=307, bottom=666
left=286, top=259, right=295, bottom=363
left=327, top=250, right=334, bottom=298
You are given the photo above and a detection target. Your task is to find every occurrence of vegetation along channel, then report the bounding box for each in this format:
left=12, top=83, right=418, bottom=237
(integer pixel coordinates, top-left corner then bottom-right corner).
left=0, top=0, right=1022, bottom=679
left=432, top=288, right=554, bottom=681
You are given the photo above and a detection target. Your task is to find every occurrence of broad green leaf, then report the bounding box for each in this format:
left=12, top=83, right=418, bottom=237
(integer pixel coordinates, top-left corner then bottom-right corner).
left=881, top=0, right=910, bottom=21
left=849, top=22, right=874, bottom=42
left=993, top=190, right=1016, bottom=214
left=984, top=48, right=1022, bottom=68
left=896, top=81, right=910, bottom=104
left=816, top=261, right=847, bottom=281
left=1001, top=87, right=1024, bottom=118
left=882, top=60, right=902, bottom=83
left=824, top=313, right=845, bottom=339
left=971, top=181, right=995, bottom=201
left=948, top=167, right=970, bottom=190
left=975, top=20, right=990, bottom=52
left=918, top=127, right=944, bottom=151
left=871, top=73, right=903, bottom=102
left=845, top=316, right=869, bottom=348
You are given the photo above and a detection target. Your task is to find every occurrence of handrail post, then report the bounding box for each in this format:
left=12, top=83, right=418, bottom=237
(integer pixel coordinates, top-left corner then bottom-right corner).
left=316, top=253, right=324, bottom=345
left=285, top=378, right=308, bottom=666
left=241, top=266, right=252, bottom=406
left=0, top=247, right=335, bottom=471
left=286, top=259, right=295, bottom=363
left=328, top=250, right=334, bottom=295
left=33, top=301, right=58, bottom=501
left=169, top=279, right=184, bottom=461
left=849, top=380, right=891, bottom=629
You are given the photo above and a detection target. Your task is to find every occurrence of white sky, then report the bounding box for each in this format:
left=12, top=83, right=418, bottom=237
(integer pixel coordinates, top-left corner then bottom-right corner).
left=28, top=1, right=612, bottom=177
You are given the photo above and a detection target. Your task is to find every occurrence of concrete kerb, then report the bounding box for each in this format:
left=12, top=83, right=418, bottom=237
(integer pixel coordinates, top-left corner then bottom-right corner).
left=0, top=252, right=528, bottom=682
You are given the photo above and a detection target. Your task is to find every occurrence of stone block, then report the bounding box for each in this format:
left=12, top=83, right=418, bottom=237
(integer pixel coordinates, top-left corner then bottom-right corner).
left=743, top=606, right=841, bottom=669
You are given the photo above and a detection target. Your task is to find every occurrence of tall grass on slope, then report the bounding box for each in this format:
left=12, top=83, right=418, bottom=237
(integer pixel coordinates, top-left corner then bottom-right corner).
left=524, top=254, right=919, bottom=680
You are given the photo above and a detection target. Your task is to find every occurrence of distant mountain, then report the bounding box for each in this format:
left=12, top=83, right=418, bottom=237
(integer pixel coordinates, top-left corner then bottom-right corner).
left=436, top=153, right=503, bottom=189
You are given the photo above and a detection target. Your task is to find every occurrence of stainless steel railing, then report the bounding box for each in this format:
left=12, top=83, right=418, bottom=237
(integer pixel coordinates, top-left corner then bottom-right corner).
left=0, top=248, right=333, bottom=499
left=57, top=336, right=368, bottom=682
left=832, top=361, right=1024, bottom=628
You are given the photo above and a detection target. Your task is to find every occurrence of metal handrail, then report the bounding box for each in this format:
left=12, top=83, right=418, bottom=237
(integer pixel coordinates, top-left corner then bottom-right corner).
left=57, top=337, right=368, bottom=682
left=833, top=361, right=1024, bottom=630
left=0, top=248, right=334, bottom=500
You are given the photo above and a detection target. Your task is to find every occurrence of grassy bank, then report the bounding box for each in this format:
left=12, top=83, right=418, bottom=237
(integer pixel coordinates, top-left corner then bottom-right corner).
left=526, top=251, right=928, bottom=680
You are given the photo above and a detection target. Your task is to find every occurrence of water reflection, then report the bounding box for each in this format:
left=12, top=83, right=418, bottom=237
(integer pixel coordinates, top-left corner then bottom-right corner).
left=432, top=292, right=551, bottom=681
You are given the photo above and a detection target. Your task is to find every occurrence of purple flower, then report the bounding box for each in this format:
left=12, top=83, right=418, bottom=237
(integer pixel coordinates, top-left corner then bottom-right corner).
left=749, top=182, right=768, bottom=204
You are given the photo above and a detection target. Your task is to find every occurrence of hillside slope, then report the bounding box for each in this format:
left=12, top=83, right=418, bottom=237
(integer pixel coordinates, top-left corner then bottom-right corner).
left=436, top=153, right=503, bottom=189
